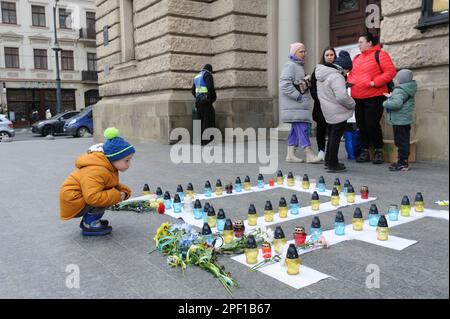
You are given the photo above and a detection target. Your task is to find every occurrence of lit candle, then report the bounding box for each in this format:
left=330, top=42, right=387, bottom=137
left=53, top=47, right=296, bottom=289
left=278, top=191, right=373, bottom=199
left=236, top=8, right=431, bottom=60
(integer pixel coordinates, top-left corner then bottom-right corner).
left=262, top=242, right=272, bottom=259
left=142, top=183, right=151, bottom=196
left=334, top=211, right=345, bottom=236
left=414, top=192, right=424, bottom=213
left=216, top=208, right=226, bottom=232
left=273, top=226, right=287, bottom=254
left=203, top=202, right=211, bottom=223
left=352, top=207, right=364, bottom=231
left=244, top=175, right=251, bottom=191
left=368, top=204, right=380, bottom=227
left=333, top=178, right=342, bottom=194
left=388, top=204, right=399, bottom=221
left=215, top=179, right=223, bottom=196
left=223, top=219, right=234, bottom=244
left=278, top=197, right=288, bottom=218
left=346, top=184, right=355, bottom=203
left=302, top=174, right=310, bottom=189
left=193, top=199, right=203, bottom=220
left=201, top=222, right=215, bottom=246
left=287, top=172, right=295, bottom=187
left=316, top=176, right=326, bottom=193
left=400, top=195, right=411, bottom=217
left=264, top=201, right=274, bottom=222
left=257, top=174, right=265, bottom=189
left=293, top=226, right=307, bottom=246
left=204, top=180, right=212, bottom=197
left=233, top=220, right=245, bottom=238
left=247, top=204, right=258, bottom=226
left=176, top=184, right=185, bottom=202
left=244, top=235, right=259, bottom=264
left=234, top=177, right=242, bottom=192
left=206, top=206, right=217, bottom=228
left=276, top=170, right=284, bottom=185
left=310, top=216, right=322, bottom=241
left=331, top=187, right=340, bottom=207
left=343, top=179, right=351, bottom=195
left=163, top=191, right=172, bottom=209
left=360, top=186, right=369, bottom=200
left=155, top=187, right=163, bottom=199
left=285, top=243, right=301, bottom=275
left=311, top=191, right=320, bottom=211
left=173, top=194, right=182, bottom=213
left=290, top=194, right=300, bottom=215
left=186, top=182, right=195, bottom=199
left=376, top=215, right=389, bottom=241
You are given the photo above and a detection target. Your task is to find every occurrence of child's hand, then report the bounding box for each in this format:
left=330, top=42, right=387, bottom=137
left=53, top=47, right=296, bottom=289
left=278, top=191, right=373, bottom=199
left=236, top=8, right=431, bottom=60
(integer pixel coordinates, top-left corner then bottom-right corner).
left=120, top=192, right=126, bottom=201
left=383, top=92, right=392, bottom=98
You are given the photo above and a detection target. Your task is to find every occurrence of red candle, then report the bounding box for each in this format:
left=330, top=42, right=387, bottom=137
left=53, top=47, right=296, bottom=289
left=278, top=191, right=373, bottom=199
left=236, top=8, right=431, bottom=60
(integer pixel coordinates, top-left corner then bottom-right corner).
left=360, top=186, right=369, bottom=200
left=262, top=243, right=272, bottom=259
left=233, top=220, right=245, bottom=238
left=268, top=179, right=275, bottom=187
left=294, top=226, right=307, bottom=246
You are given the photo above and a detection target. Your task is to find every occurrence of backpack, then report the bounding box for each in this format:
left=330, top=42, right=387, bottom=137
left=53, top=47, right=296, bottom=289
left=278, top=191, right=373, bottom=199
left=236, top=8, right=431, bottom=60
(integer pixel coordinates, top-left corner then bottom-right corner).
left=374, top=50, right=395, bottom=93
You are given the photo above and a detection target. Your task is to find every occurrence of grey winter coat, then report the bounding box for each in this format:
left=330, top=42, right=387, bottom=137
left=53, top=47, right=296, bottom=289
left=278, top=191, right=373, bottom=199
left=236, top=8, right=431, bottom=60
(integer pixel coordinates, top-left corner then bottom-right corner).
left=315, top=63, right=355, bottom=124
left=279, top=59, right=314, bottom=123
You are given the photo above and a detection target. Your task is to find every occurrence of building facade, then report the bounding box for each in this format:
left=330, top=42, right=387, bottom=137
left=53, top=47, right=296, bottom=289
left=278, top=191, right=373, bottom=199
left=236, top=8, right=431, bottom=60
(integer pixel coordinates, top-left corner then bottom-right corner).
left=0, top=0, right=99, bottom=127
left=94, top=0, right=449, bottom=162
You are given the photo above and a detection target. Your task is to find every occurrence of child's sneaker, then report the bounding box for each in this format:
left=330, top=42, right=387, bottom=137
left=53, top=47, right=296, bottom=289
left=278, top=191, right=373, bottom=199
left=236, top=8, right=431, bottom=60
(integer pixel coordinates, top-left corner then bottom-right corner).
left=389, top=162, right=409, bottom=171
left=80, top=213, right=112, bottom=236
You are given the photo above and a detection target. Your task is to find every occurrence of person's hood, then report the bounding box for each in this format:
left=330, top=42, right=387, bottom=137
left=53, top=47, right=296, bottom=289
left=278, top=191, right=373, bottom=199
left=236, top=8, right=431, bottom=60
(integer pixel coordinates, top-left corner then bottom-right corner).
left=397, top=80, right=417, bottom=97
left=315, top=63, right=342, bottom=82
left=75, top=152, right=116, bottom=172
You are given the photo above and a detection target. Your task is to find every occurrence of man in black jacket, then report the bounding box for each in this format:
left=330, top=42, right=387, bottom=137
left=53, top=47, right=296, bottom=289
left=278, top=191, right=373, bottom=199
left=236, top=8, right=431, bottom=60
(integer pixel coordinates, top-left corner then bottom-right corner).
left=192, top=64, right=217, bottom=145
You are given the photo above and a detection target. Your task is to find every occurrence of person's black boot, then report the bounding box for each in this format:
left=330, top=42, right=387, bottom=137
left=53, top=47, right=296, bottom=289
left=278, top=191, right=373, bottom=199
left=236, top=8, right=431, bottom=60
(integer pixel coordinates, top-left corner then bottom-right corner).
left=356, top=149, right=370, bottom=163
left=373, top=148, right=384, bottom=164
left=326, top=163, right=347, bottom=173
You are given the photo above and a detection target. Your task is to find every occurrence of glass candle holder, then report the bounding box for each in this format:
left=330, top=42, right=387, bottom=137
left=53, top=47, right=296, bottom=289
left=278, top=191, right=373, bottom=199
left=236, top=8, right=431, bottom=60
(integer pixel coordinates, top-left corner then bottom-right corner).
left=244, top=176, right=251, bottom=191
left=360, top=186, right=369, bottom=200
left=285, top=244, right=300, bottom=275
left=273, top=238, right=287, bottom=254
left=207, top=213, right=217, bottom=229
left=317, top=182, right=326, bottom=193
left=311, top=191, right=320, bottom=211
left=215, top=187, right=223, bottom=196
left=388, top=204, right=399, bottom=221
left=186, top=183, right=195, bottom=199
left=278, top=206, right=288, bottom=218
left=234, top=182, right=242, bottom=193
left=302, top=174, right=310, bottom=189
left=257, top=174, right=264, bottom=189
left=287, top=172, right=295, bottom=187
left=233, top=220, right=245, bottom=238
left=164, top=199, right=172, bottom=210
left=176, top=185, right=185, bottom=202
left=262, top=243, right=272, bottom=259
left=400, top=196, right=411, bottom=217
left=310, top=216, right=322, bottom=241
left=331, top=188, right=340, bottom=207
left=352, top=217, right=364, bottom=231
left=223, top=230, right=234, bottom=244
left=156, top=187, right=163, bottom=199
left=204, top=186, right=212, bottom=197
left=245, top=248, right=259, bottom=264
left=276, top=173, right=284, bottom=185
left=142, top=184, right=151, bottom=196
left=369, top=213, right=380, bottom=227
left=333, top=178, right=342, bottom=194
left=376, top=215, right=389, bottom=241
left=294, top=227, right=307, bottom=246
left=264, top=209, right=274, bottom=222
left=268, top=179, right=275, bottom=187
left=173, top=202, right=182, bottom=213
left=346, top=185, right=355, bottom=203
left=216, top=219, right=226, bottom=232
left=343, top=179, right=350, bottom=195
left=414, top=192, right=424, bottom=212
left=334, top=222, right=346, bottom=236
left=194, top=207, right=203, bottom=220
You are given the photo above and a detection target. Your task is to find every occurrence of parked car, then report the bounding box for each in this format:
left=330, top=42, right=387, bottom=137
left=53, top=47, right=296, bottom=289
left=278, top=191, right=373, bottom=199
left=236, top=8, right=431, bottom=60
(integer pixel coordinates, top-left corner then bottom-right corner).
left=0, top=114, right=15, bottom=141
left=64, top=106, right=93, bottom=137
left=31, top=110, right=80, bottom=136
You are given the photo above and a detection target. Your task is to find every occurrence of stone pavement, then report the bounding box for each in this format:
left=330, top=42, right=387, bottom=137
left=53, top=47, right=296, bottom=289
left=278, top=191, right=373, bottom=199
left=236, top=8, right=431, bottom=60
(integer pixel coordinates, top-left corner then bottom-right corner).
left=0, top=137, right=448, bottom=299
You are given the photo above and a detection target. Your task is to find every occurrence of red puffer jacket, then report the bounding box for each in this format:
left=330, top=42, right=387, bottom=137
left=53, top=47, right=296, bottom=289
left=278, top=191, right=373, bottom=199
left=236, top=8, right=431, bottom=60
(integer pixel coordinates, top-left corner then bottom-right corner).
left=347, top=44, right=397, bottom=99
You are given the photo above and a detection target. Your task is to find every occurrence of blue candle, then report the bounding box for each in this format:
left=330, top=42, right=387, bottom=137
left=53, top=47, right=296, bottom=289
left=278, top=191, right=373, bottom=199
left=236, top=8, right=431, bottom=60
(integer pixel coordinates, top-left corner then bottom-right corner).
left=234, top=177, right=242, bottom=192
left=216, top=209, right=226, bottom=232
left=193, top=199, right=203, bottom=220
left=369, top=204, right=380, bottom=226
left=201, top=223, right=215, bottom=246
left=155, top=187, right=163, bottom=199
left=176, top=184, right=185, bottom=203
left=334, top=211, right=345, bottom=236
left=204, top=180, right=212, bottom=197
left=343, top=179, right=351, bottom=195
left=163, top=191, right=172, bottom=209
left=173, top=194, right=182, bottom=213
left=257, top=174, right=265, bottom=189
left=310, top=216, right=323, bottom=241
left=388, top=204, right=399, bottom=221
left=203, top=202, right=210, bottom=222
left=317, top=176, right=326, bottom=192
left=289, top=194, right=300, bottom=215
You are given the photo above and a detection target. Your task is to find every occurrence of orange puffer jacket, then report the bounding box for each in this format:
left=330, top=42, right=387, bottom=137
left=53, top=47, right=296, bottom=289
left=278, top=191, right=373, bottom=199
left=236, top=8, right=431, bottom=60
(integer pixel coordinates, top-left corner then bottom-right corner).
left=347, top=44, right=397, bottom=99
left=59, top=152, right=132, bottom=220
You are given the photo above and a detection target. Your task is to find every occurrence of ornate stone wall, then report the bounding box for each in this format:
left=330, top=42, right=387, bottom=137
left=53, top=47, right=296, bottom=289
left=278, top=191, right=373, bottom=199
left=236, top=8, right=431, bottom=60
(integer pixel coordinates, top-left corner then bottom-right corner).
left=381, top=0, right=449, bottom=162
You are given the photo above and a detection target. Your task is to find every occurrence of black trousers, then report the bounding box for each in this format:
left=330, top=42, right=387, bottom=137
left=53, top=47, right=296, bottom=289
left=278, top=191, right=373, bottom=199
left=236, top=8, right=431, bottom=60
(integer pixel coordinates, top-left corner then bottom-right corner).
left=325, top=121, right=347, bottom=167
left=393, top=125, right=411, bottom=163
left=354, top=96, right=386, bottom=149
left=313, top=102, right=328, bottom=152
left=196, top=100, right=215, bottom=143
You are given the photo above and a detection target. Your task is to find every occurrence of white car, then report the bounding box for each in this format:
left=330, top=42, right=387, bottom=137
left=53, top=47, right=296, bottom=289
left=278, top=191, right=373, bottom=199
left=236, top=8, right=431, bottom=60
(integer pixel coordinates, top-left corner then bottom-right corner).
left=0, top=115, right=15, bottom=141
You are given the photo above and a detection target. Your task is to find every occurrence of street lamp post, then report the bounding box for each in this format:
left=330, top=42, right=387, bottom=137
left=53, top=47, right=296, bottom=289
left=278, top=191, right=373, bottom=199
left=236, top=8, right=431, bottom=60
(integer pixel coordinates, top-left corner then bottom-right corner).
left=53, top=0, right=62, bottom=115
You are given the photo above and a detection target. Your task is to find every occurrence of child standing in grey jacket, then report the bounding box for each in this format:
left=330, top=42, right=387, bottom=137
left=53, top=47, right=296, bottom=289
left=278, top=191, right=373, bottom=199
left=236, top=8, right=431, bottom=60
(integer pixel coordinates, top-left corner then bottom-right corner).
left=383, top=69, right=417, bottom=171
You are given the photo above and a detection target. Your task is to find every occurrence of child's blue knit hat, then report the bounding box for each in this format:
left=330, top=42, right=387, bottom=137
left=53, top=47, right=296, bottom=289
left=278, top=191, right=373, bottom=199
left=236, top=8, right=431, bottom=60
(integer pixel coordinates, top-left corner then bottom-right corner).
left=103, top=127, right=135, bottom=162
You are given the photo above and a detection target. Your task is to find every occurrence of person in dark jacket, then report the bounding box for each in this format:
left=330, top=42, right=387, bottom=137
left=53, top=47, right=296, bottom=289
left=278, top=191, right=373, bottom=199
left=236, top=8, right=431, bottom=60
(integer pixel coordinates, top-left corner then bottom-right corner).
left=347, top=32, right=397, bottom=164
left=310, top=47, right=337, bottom=161
left=192, top=64, right=217, bottom=145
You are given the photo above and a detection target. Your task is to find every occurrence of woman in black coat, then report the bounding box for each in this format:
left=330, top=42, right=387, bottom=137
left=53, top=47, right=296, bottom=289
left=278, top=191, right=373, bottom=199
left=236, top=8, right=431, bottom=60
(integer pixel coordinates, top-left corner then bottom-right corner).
left=310, top=47, right=337, bottom=161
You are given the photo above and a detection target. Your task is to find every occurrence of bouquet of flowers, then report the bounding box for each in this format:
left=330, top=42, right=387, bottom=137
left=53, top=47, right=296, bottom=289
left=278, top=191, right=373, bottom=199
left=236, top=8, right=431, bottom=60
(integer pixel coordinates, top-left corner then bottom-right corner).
left=111, top=195, right=163, bottom=213
left=152, top=222, right=237, bottom=295
left=218, top=226, right=274, bottom=255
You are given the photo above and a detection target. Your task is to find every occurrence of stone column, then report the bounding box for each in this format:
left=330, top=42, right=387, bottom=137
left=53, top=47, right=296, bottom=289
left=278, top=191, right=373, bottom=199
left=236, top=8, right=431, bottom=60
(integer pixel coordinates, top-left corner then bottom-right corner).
left=277, top=0, right=301, bottom=138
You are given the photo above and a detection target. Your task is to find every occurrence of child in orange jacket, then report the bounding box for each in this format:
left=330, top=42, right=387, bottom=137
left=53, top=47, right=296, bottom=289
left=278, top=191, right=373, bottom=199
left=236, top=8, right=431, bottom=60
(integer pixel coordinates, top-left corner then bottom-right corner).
left=59, top=127, right=135, bottom=236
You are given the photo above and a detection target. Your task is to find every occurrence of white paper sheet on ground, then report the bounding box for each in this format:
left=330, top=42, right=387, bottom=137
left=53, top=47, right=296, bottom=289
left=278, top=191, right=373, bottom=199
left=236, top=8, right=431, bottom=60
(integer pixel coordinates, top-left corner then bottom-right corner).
left=349, top=230, right=417, bottom=250
left=231, top=245, right=330, bottom=289
left=424, top=209, right=449, bottom=221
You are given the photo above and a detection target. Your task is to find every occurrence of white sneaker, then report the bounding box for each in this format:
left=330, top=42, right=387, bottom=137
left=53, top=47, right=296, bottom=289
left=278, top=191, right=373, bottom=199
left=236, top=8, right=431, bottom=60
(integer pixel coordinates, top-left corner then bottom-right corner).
left=317, top=150, right=325, bottom=161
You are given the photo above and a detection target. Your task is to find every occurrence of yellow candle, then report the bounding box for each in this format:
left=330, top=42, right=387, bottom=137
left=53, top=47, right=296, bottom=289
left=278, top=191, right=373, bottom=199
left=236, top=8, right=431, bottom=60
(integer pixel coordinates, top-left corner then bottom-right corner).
left=347, top=193, right=355, bottom=203
left=278, top=206, right=288, bottom=218
left=277, top=177, right=284, bottom=185
left=285, top=257, right=301, bottom=275
left=247, top=214, right=258, bottom=226
left=243, top=182, right=251, bottom=191
left=273, top=238, right=287, bottom=253
left=207, top=215, right=217, bottom=228
left=334, top=185, right=342, bottom=194
left=186, top=190, right=195, bottom=198
left=215, top=186, right=223, bottom=196
left=331, top=195, right=340, bottom=207
left=352, top=218, right=364, bottom=231
left=401, top=204, right=411, bottom=217
left=311, top=200, right=320, bottom=211
left=223, top=230, right=234, bottom=244
left=414, top=202, right=424, bottom=213
left=244, top=248, right=259, bottom=264
left=264, top=210, right=274, bottom=222
left=376, top=226, right=389, bottom=241
left=287, top=178, right=295, bottom=187
left=302, top=181, right=310, bottom=189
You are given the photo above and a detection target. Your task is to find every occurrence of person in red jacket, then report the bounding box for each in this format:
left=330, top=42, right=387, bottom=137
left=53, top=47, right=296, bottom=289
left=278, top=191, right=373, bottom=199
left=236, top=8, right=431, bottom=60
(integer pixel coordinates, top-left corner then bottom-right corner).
left=347, top=32, right=397, bottom=164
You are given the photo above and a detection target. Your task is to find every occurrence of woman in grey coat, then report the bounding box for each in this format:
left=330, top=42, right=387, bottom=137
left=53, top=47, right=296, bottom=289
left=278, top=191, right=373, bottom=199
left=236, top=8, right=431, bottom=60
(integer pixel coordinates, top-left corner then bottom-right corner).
left=315, top=50, right=355, bottom=172
left=279, top=42, right=320, bottom=163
